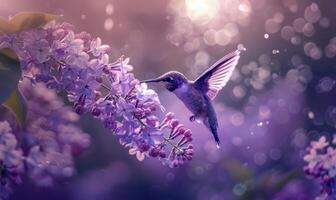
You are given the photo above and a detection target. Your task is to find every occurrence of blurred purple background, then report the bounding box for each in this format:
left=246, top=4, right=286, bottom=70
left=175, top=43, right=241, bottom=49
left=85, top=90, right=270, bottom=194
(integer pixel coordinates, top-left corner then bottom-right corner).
left=2, top=0, right=336, bottom=199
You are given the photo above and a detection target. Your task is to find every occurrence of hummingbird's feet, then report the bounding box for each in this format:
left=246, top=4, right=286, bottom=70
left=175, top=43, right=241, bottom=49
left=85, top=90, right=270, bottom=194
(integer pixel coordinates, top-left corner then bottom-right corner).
left=189, top=115, right=196, bottom=122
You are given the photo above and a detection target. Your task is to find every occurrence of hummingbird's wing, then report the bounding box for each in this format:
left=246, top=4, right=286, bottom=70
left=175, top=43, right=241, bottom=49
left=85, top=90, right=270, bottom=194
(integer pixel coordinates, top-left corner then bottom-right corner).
left=193, top=50, right=240, bottom=100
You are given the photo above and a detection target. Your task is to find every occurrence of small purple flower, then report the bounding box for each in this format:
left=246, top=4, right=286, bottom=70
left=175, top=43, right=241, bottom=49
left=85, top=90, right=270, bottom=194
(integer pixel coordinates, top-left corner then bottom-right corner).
left=90, top=37, right=110, bottom=57
left=57, top=125, right=91, bottom=154
left=65, top=50, right=89, bottom=67
left=129, top=143, right=147, bottom=161
left=26, top=39, right=51, bottom=63
left=304, top=149, right=320, bottom=169
left=26, top=145, right=74, bottom=187
left=0, top=122, right=23, bottom=170
left=110, top=57, right=133, bottom=72
left=62, top=32, right=84, bottom=54
left=21, top=28, right=48, bottom=44
left=135, top=83, right=161, bottom=106
left=324, top=147, right=336, bottom=177
left=311, top=136, right=329, bottom=150
left=0, top=122, right=17, bottom=148
left=0, top=34, right=23, bottom=50
left=116, top=98, right=136, bottom=120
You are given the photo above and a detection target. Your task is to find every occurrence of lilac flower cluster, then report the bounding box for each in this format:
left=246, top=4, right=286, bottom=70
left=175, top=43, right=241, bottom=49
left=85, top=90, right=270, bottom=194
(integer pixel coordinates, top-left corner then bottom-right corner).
left=20, top=80, right=90, bottom=186
left=0, top=21, right=193, bottom=167
left=1, top=79, right=91, bottom=198
left=304, top=135, right=336, bottom=199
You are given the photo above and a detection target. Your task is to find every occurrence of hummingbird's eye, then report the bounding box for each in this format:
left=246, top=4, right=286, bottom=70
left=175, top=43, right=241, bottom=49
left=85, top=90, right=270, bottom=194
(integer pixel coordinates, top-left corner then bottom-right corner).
left=167, top=77, right=174, bottom=82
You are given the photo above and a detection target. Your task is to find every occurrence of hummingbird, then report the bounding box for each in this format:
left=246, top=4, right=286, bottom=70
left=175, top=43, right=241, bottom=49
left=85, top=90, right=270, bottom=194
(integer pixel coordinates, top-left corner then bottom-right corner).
left=142, top=50, right=241, bottom=147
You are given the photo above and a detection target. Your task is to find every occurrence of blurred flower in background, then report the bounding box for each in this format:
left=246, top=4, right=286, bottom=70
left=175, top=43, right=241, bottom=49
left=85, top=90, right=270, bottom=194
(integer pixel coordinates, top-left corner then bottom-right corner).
left=20, top=80, right=91, bottom=187
left=304, top=135, right=336, bottom=199
left=0, top=121, right=23, bottom=200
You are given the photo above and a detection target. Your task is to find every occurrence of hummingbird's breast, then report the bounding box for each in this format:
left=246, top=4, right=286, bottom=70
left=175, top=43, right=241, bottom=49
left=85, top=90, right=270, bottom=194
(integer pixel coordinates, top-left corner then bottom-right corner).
left=173, top=83, right=207, bottom=115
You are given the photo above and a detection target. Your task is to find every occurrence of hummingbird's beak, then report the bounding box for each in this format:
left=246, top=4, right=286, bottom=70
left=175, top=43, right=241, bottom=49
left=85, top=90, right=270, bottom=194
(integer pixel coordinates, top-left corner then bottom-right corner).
left=140, top=78, right=164, bottom=83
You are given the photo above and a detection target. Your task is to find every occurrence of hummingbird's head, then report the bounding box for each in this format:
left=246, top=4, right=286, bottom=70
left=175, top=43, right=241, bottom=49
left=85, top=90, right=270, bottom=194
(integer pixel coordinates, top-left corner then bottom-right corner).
left=142, top=71, right=188, bottom=92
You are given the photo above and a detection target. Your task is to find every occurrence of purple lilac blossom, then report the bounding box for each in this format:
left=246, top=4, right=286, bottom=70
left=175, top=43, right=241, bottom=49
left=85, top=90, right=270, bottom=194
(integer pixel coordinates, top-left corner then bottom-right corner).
left=0, top=21, right=193, bottom=167
left=20, top=80, right=91, bottom=187
left=0, top=80, right=91, bottom=197
left=304, top=135, right=336, bottom=199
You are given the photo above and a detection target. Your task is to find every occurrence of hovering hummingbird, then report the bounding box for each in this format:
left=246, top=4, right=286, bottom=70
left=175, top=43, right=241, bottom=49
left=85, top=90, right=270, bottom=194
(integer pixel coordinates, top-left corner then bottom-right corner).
left=142, top=50, right=241, bottom=147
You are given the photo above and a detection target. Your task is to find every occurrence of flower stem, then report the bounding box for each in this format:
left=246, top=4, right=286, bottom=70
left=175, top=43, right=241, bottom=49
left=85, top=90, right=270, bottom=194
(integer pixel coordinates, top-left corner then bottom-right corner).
left=101, top=84, right=111, bottom=91
left=163, top=136, right=182, bottom=153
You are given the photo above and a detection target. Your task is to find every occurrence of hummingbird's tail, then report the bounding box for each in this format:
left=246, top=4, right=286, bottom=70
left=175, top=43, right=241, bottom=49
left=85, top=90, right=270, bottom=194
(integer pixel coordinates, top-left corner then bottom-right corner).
left=204, top=102, right=220, bottom=147
left=203, top=117, right=220, bottom=147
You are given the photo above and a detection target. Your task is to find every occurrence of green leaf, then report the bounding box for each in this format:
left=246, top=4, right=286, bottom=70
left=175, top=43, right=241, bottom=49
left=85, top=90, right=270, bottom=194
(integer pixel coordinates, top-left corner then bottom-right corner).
left=3, top=88, right=27, bottom=125
left=0, top=16, right=13, bottom=35
left=0, top=12, right=60, bottom=35
left=0, top=48, right=21, bottom=103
